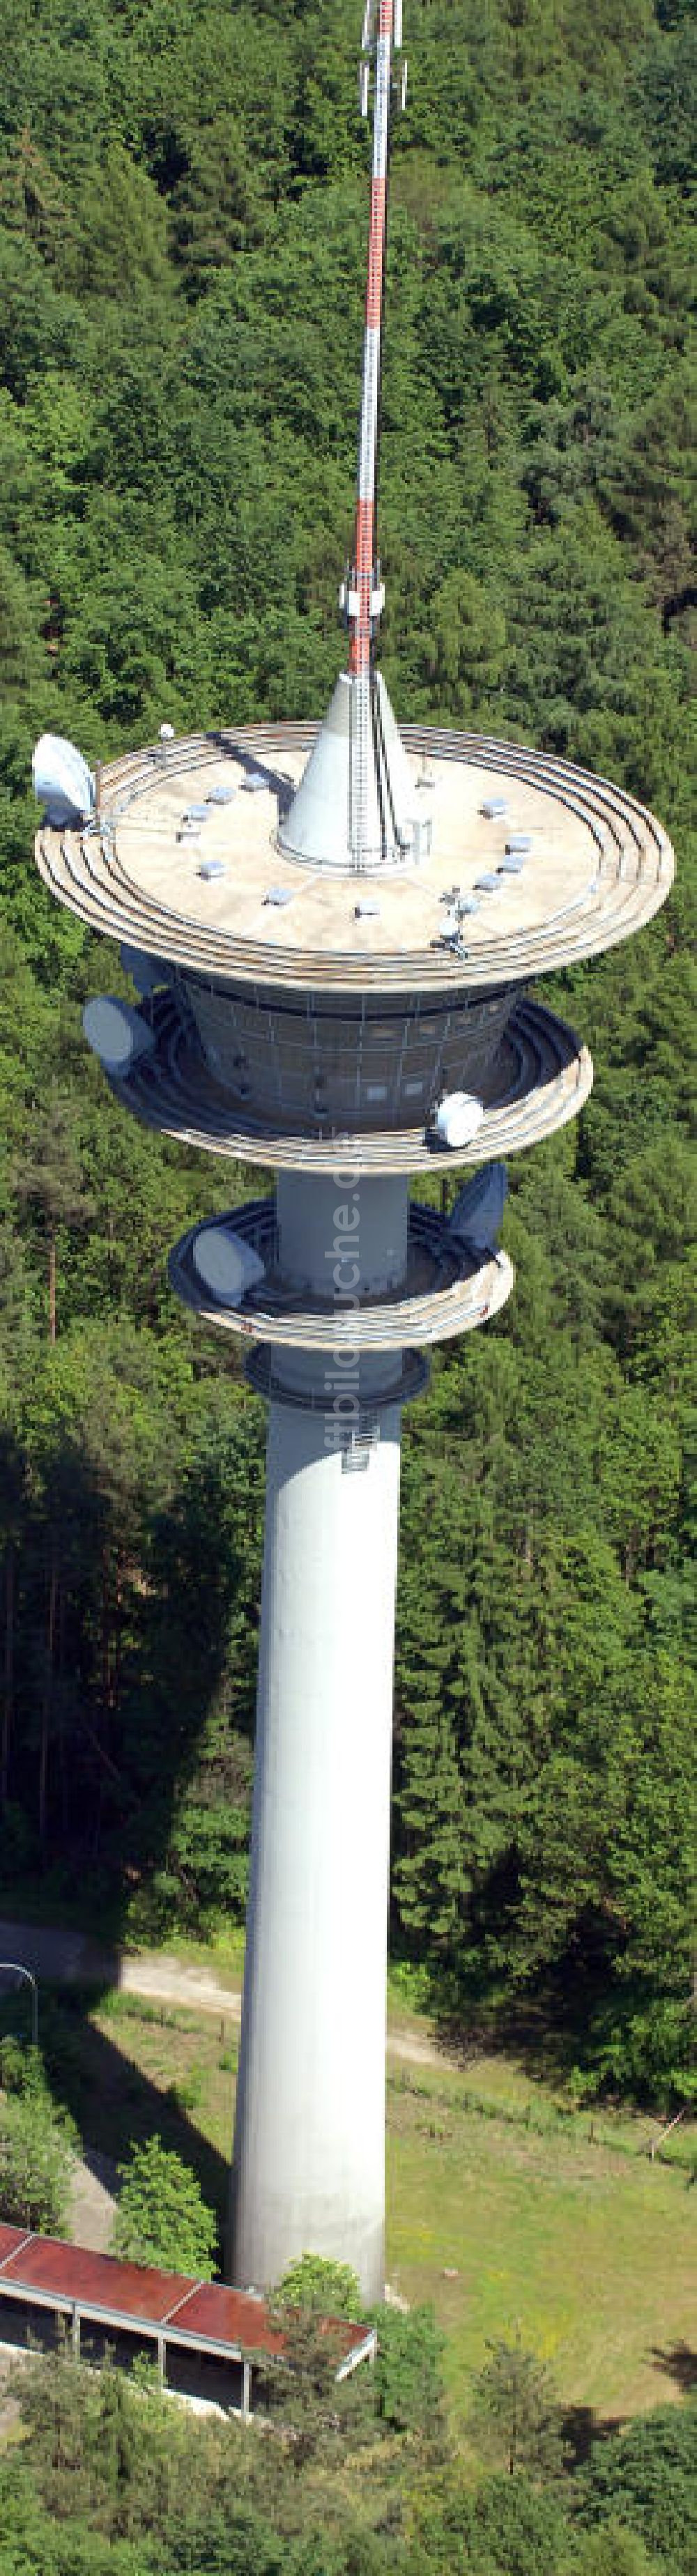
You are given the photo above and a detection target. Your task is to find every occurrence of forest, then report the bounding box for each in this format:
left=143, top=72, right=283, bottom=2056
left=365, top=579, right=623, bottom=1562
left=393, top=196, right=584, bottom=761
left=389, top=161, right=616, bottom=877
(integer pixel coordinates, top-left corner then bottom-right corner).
left=0, top=0, right=693, bottom=2101
left=1, top=2328, right=697, bottom=2576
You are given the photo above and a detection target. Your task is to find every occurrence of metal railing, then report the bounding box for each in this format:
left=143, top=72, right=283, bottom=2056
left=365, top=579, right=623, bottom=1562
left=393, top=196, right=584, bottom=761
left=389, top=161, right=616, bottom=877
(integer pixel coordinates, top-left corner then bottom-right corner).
left=0, top=1962, right=38, bottom=2050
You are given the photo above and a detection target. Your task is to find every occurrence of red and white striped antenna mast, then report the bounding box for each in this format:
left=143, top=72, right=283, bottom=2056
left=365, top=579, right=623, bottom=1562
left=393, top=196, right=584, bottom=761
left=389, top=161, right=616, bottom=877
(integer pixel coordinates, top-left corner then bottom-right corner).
left=342, top=0, right=407, bottom=868
left=279, top=0, right=422, bottom=877
left=344, top=0, right=405, bottom=682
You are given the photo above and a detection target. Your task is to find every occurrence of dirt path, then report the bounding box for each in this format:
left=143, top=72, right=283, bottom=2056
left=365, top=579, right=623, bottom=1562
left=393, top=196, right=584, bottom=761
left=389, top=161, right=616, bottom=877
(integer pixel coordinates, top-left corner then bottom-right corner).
left=0, top=1917, right=442, bottom=2071
left=71, top=2147, right=119, bottom=2253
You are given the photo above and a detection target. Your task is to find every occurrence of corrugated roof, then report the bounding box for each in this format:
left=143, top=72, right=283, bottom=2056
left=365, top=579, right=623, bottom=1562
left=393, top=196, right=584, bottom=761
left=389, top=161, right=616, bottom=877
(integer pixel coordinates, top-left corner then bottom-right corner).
left=1, top=2237, right=197, bottom=2323
left=177, top=2283, right=285, bottom=2354
left=0, top=2223, right=31, bottom=2265
left=0, top=2229, right=370, bottom=2364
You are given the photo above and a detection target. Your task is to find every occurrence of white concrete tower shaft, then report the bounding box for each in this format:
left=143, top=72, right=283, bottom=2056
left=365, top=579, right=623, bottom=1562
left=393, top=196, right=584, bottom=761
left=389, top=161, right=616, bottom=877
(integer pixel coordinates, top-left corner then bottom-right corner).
left=230, top=1175, right=408, bottom=2303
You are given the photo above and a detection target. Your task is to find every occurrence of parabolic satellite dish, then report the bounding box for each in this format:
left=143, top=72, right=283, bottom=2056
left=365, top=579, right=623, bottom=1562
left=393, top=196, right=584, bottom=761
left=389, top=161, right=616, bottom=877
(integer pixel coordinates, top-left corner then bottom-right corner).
left=192, top=1226, right=265, bottom=1308
left=83, top=997, right=156, bottom=1076
left=32, top=734, right=95, bottom=827
left=120, top=945, right=163, bottom=998
left=433, top=1092, right=484, bottom=1150
left=449, top=1161, right=509, bottom=1249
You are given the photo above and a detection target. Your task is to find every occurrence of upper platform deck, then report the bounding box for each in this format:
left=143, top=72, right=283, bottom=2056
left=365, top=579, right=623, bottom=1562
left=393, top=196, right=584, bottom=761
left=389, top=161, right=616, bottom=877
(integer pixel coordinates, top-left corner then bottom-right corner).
left=36, top=721, right=673, bottom=999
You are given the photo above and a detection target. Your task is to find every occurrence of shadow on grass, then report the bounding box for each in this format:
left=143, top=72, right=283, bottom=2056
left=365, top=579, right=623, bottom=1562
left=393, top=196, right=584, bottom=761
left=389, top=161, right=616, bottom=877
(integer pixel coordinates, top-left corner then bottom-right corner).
left=559, top=2401, right=625, bottom=2470
left=650, top=2342, right=697, bottom=2395
left=425, top=1961, right=692, bottom=2122
left=1, top=1978, right=231, bottom=2264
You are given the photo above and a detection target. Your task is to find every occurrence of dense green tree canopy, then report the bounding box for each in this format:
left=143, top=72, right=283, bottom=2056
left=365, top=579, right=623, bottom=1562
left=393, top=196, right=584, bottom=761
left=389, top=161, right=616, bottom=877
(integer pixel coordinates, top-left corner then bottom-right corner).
left=1, top=2347, right=695, bottom=2575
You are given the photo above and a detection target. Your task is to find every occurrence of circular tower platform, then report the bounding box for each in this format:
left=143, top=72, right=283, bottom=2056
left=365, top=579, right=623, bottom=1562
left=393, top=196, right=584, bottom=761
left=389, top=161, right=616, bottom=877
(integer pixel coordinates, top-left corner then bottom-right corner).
left=36, top=719, right=671, bottom=1190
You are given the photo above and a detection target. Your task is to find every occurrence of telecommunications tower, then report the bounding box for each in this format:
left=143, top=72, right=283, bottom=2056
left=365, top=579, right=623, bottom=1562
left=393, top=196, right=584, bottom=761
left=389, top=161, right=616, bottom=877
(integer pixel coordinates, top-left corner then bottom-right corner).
left=34, top=0, right=674, bottom=2302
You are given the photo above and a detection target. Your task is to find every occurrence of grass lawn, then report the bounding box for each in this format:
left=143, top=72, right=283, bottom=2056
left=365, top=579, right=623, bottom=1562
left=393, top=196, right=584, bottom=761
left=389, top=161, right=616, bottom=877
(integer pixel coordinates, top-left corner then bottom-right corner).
left=385, top=2060, right=696, bottom=2432
left=13, top=1982, right=693, bottom=2445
